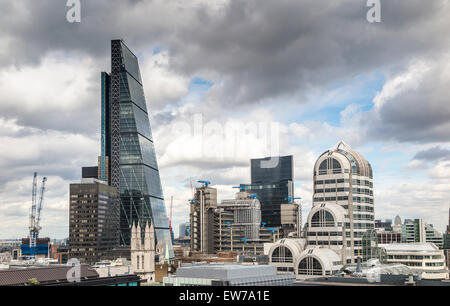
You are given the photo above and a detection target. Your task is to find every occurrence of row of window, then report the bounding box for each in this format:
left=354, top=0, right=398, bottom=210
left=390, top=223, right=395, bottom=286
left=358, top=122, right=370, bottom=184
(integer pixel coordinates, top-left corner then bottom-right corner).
left=277, top=267, right=294, bottom=272
left=388, top=255, right=443, bottom=260
left=353, top=214, right=374, bottom=221
left=307, top=232, right=343, bottom=236
left=387, top=261, right=443, bottom=267
left=315, top=179, right=373, bottom=187
left=308, top=241, right=343, bottom=246
left=313, top=196, right=349, bottom=202
left=345, top=223, right=374, bottom=229
left=313, top=196, right=374, bottom=204
left=314, top=188, right=373, bottom=196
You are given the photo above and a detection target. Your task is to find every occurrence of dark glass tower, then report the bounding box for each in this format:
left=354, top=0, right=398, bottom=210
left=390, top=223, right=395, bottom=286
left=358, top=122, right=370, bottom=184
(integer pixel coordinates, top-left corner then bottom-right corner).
left=240, top=156, right=293, bottom=227
left=101, top=40, right=173, bottom=255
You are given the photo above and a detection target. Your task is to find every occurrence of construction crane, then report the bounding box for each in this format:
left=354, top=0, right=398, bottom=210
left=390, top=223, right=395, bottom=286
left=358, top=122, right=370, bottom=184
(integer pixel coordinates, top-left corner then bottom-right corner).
left=197, top=180, right=211, bottom=187
left=232, top=186, right=246, bottom=192
left=284, top=196, right=302, bottom=203
left=29, top=173, right=47, bottom=260
left=168, top=196, right=174, bottom=244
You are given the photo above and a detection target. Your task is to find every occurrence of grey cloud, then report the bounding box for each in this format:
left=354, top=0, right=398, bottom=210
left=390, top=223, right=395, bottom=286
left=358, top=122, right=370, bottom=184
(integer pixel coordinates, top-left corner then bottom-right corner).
left=1, top=0, right=449, bottom=140
left=367, top=57, right=450, bottom=143
left=1, top=0, right=449, bottom=106
left=413, top=147, right=450, bottom=161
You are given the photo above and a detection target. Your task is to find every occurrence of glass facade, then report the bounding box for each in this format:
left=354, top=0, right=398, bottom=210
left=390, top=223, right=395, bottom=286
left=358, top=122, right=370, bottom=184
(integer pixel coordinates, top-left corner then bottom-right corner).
left=250, top=155, right=293, bottom=184
left=105, top=40, right=173, bottom=256
left=242, top=155, right=294, bottom=227
left=100, top=72, right=111, bottom=183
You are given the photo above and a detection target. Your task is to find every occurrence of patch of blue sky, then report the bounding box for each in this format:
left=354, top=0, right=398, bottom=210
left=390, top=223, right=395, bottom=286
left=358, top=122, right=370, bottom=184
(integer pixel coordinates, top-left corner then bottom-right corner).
left=189, top=77, right=214, bottom=91
left=153, top=46, right=162, bottom=54
left=265, top=70, right=386, bottom=126
left=166, top=77, right=214, bottom=109
left=358, top=141, right=425, bottom=184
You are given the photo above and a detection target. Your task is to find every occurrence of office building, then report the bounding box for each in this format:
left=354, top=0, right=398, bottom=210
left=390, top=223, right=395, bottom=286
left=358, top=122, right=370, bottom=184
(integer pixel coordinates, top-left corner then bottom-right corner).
left=308, top=141, right=375, bottom=264
left=190, top=185, right=276, bottom=255
left=280, top=203, right=301, bottom=237
left=100, top=40, right=172, bottom=254
left=375, top=218, right=401, bottom=244
left=240, top=155, right=293, bottom=227
left=214, top=192, right=276, bottom=255
left=265, top=237, right=343, bottom=279
left=190, top=184, right=217, bottom=254
left=380, top=243, right=448, bottom=280
left=163, top=263, right=295, bottom=286
left=402, top=219, right=443, bottom=248
left=69, top=178, right=119, bottom=264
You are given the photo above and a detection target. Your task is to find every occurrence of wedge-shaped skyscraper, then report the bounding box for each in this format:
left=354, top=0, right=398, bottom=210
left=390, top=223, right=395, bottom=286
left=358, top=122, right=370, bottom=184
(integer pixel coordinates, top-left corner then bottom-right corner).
left=100, top=40, right=172, bottom=255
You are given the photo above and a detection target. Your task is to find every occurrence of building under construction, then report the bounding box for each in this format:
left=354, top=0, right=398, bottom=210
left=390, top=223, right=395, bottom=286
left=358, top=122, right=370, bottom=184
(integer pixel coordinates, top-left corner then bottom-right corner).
left=214, top=193, right=278, bottom=255
left=190, top=183, right=278, bottom=255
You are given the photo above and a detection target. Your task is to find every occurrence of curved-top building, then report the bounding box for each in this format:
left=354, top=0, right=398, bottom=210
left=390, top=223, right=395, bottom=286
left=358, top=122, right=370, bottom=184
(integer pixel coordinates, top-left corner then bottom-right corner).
left=308, top=141, right=374, bottom=264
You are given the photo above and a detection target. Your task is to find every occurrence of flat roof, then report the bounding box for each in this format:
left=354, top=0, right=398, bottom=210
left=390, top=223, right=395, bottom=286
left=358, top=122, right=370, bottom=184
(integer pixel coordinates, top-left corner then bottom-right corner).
left=379, top=243, right=440, bottom=252
left=176, top=263, right=275, bottom=280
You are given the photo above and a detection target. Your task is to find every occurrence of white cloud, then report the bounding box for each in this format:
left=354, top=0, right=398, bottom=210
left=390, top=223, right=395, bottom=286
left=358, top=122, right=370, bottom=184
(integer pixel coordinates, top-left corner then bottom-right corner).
left=373, top=60, right=430, bottom=111
left=0, top=52, right=99, bottom=133
left=141, top=51, right=190, bottom=110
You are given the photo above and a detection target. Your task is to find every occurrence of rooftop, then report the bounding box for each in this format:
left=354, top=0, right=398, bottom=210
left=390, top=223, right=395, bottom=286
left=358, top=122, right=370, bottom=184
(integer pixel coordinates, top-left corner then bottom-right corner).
left=379, top=243, right=440, bottom=252
left=176, top=263, right=275, bottom=281
left=0, top=264, right=98, bottom=286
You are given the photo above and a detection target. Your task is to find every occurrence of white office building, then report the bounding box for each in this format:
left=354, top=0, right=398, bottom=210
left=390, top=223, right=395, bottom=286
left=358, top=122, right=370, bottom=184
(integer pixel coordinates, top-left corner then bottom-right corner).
left=309, top=141, right=375, bottom=264
left=380, top=243, right=448, bottom=280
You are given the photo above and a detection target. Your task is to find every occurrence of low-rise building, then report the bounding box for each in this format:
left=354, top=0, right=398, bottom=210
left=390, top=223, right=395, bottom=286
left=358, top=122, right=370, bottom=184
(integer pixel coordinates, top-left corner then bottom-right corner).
left=267, top=239, right=306, bottom=274
left=0, top=264, right=141, bottom=286
left=379, top=243, right=448, bottom=280
left=163, top=263, right=295, bottom=286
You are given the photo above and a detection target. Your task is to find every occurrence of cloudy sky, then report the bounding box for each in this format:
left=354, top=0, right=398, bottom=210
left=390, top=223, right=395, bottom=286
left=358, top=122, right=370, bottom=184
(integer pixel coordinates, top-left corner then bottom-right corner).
left=0, top=0, right=449, bottom=239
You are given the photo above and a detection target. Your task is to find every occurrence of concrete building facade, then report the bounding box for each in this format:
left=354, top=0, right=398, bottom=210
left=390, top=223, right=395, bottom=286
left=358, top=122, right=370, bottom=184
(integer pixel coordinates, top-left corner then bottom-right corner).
left=190, top=185, right=217, bottom=254
left=69, top=178, right=119, bottom=264
left=309, top=141, right=375, bottom=264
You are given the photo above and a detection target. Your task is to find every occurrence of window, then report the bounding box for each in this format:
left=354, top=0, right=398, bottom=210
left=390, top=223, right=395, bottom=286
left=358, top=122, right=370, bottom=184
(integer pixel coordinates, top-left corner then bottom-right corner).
left=298, top=257, right=323, bottom=276
left=311, top=210, right=335, bottom=227
left=271, top=246, right=293, bottom=263
left=318, top=158, right=342, bottom=175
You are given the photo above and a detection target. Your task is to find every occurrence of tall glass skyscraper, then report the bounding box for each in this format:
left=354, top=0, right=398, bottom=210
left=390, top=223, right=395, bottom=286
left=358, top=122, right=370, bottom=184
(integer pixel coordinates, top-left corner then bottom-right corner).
left=100, top=40, right=172, bottom=255
left=240, top=155, right=294, bottom=227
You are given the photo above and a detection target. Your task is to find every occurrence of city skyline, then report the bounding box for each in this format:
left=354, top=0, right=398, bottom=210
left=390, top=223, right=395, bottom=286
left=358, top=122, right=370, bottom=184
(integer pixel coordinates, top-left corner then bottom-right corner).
left=0, top=1, right=450, bottom=239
